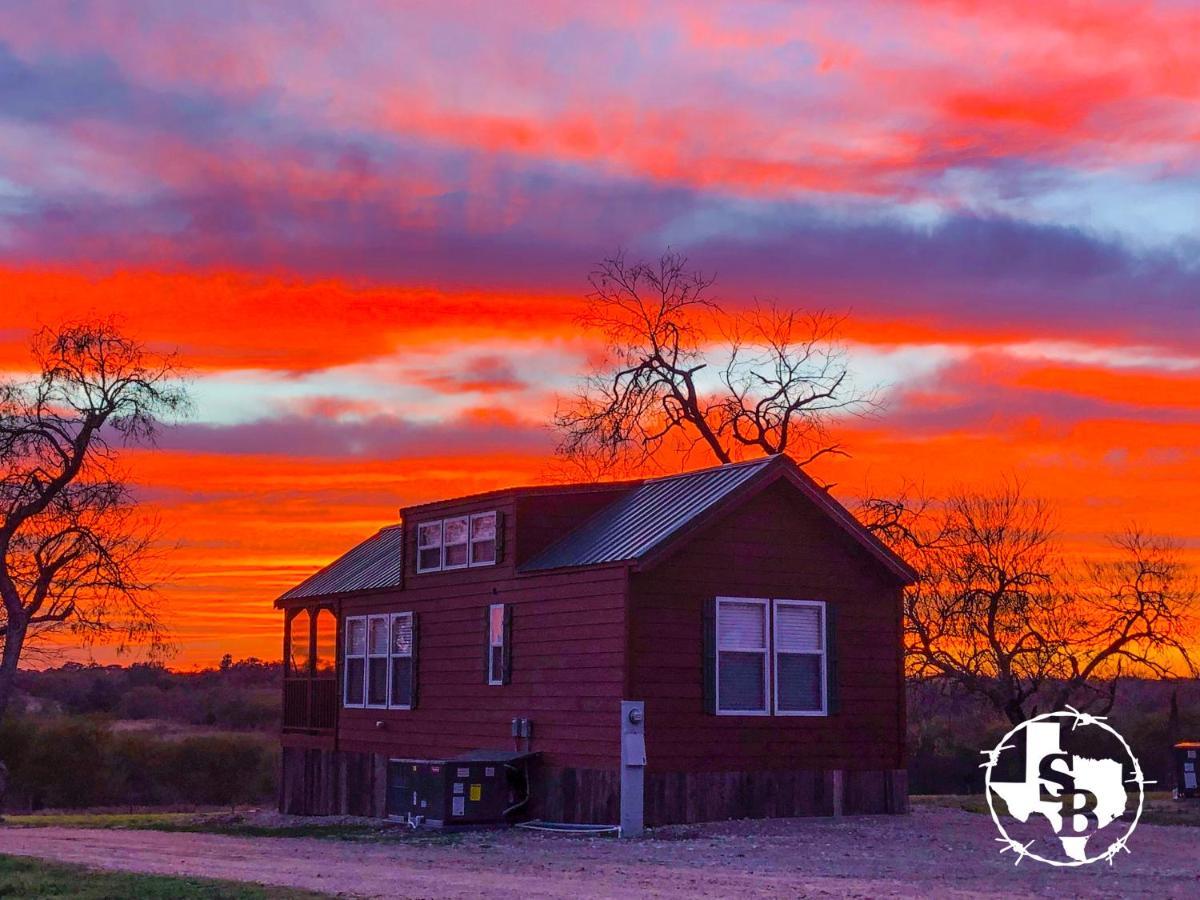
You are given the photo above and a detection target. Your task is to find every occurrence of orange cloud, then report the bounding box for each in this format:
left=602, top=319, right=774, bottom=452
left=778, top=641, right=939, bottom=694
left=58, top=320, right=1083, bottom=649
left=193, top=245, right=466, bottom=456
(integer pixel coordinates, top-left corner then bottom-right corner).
left=0, top=268, right=583, bottom=372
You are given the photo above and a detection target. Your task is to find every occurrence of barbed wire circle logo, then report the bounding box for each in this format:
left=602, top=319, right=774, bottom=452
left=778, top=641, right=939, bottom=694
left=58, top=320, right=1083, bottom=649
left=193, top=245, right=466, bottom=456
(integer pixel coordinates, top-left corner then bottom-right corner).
left=982, top=708, right=1148, bottom=867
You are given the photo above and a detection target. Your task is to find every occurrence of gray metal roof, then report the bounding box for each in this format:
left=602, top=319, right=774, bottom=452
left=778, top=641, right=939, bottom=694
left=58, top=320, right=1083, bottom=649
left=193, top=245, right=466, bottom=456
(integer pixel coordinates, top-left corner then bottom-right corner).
left=276, top=524, right=403, bottom=602
left=520, top=457, right=776, bottom=572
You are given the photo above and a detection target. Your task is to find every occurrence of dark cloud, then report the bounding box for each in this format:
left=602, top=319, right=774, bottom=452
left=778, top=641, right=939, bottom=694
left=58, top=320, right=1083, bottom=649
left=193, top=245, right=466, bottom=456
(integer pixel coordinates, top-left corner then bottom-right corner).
left=6, top=160, right=1197, bottom=351
left=879, top=361, right=1200, bottom=437
left=0, top=42, right=245, bottom=135
left=155, top=413, right=552, bottom=459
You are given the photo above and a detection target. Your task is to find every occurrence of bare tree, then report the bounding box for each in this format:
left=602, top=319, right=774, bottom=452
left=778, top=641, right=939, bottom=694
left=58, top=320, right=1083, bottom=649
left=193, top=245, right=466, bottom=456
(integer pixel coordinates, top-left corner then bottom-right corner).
left=553, top=250, right=876, bottom=476
left=1050, top=528, right=1199, bottom=713
left=0, top=320, right=189, bottom=723
left=864, top=482, right=1198, bottom=724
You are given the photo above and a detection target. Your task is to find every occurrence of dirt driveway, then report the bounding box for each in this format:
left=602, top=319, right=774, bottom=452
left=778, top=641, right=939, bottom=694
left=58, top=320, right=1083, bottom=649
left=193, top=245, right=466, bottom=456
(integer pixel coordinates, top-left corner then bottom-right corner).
left=2, top=807, right=1197, bottom=898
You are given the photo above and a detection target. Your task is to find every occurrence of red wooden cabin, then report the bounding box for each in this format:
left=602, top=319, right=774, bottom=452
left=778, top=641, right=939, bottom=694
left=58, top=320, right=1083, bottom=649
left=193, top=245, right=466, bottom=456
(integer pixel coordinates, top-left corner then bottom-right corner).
left=276, top=455, right=914, bottom=825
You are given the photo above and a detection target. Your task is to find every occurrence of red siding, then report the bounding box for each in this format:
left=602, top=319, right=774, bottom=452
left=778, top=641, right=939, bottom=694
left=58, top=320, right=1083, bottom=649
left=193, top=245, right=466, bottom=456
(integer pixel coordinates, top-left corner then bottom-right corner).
left=514, top=487, right=634, bottom=566
left=628, top=478, right=905, bottom=774
left=337, top=538, right=628, bottom=770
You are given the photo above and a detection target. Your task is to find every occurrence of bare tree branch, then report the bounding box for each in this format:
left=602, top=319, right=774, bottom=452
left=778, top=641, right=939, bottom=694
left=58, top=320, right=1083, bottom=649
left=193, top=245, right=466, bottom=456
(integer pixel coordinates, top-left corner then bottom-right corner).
left=553, top=250, right=877, bottom=477
left=0, top=319, right=190, bottom=723
left=863, top=482, right=1198, bottom=724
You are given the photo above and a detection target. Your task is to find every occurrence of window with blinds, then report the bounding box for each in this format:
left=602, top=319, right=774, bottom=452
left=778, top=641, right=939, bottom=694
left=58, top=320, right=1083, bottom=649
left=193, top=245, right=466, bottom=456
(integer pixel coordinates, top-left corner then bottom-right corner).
left=343, top=617, right=366, bottom=706
left=390, top=612, right=414, bottom=709
left=774, top=600, right=825, bottom=715
left=342, top=612, right=417, bottom=710
left=716, top=598, right=769, bottom=714
left=366, top=615, right=389, bottom=707
left=712, top=596, right=829, bottom=716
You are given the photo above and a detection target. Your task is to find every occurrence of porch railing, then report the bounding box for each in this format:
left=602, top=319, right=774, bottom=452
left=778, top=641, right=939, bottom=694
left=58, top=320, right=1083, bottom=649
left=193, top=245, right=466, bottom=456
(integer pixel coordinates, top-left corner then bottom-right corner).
left=283, top=676, right=337, bottom=732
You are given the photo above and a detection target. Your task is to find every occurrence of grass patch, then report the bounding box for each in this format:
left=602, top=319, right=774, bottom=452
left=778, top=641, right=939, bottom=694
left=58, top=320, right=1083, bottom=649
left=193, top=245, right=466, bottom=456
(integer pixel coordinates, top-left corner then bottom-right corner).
left=3, top=812, right=195, bottom=830
left=2, top=811, right=467, bottom=844
left=913, top=791, right=1200, bottom=826
left=0, top=854, right=328, bottom=899
left=911, top=794, right=994, bottom=816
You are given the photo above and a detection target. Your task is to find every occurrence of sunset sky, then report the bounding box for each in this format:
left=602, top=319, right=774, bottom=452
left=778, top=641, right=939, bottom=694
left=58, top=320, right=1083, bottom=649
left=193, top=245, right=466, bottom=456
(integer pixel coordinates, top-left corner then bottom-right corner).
left=2, top=1, right=1198, bottom=666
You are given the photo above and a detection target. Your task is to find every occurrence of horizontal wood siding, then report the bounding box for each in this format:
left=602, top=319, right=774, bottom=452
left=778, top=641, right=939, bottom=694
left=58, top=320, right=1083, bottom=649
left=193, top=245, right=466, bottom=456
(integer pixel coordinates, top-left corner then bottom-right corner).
left=630, top=479, right=906, bottom=775
left=337, top=562, right=627, bottom=770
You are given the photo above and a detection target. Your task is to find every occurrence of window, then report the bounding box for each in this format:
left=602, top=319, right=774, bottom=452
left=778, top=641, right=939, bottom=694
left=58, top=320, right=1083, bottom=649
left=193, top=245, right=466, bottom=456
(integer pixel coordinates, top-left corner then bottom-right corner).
left=774, top=600, right=825, bottom=715
left=470, top=512, right=497, bottom=565
left=367, top=615, right=389, bottom=707
left=344, top=617, right=366, bottom=706
left=343, top=613, right=418, bottom=710
left=417, top=521, right=443, bottom=573
left=443, top=516, right=469, bottom=569
left=709, top=597, right=831, bottom=717
left=390, top=612, right=414, bottom=708
left=716, top=598, right=769, bottom=715
left=487, top=603, right=506, bottom=685
left=416, top=511, right=499, bottom=572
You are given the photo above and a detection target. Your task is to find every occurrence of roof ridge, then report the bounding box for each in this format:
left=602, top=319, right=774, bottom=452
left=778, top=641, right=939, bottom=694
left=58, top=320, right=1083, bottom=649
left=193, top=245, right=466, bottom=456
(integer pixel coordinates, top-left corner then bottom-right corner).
left=643, top=454, right=781, bottom=484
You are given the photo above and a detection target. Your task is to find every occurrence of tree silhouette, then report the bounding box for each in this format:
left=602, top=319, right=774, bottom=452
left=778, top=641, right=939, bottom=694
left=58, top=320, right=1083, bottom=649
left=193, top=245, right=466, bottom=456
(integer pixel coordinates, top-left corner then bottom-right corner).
left=0, top=320, right=189, bottom=723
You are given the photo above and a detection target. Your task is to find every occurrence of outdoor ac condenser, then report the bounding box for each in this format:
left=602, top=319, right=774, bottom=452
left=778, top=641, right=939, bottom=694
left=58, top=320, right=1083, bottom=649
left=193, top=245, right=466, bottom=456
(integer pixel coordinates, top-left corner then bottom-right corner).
left=386, top=749, right=536, bottom=826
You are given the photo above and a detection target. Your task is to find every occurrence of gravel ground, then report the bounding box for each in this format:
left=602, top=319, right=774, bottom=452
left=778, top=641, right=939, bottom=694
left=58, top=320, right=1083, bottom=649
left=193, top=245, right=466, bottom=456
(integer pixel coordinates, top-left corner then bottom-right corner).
left=2, top=806, right=1197, bottom=899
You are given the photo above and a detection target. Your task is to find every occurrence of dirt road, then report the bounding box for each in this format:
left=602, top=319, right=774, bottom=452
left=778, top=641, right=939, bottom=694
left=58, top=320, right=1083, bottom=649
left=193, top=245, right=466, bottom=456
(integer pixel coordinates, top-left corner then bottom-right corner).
left=2, top=807, right=1197, bottom=898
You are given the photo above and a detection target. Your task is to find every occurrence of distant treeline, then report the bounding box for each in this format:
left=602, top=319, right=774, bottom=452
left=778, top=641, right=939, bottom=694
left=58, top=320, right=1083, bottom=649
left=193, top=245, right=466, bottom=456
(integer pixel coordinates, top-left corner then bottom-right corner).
left=0, top=716, right=275, bottom=811
left=12, top=657, right=281, bottom=732
left=908, top=677, right=1200, bottom=794
left=4, top=660, right=1198, bottom=810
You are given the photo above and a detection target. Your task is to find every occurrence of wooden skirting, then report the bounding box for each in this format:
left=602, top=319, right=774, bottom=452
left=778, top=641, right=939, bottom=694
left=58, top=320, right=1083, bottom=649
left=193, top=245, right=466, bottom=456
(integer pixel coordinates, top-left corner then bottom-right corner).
left=528, top=765, right=620, bottom=824
left=644, top=768, right=907, bottom=826
left=280, top=748, right=906, bottom=826
left=279, top=746, right=387, bottom=817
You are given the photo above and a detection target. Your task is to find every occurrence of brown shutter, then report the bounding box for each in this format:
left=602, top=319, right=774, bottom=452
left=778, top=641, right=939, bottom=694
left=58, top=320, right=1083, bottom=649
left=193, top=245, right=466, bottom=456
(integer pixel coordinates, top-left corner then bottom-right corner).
left=410, top=612, right=420, bottom=709
left=825, top=603, right=839, bottom=715
left=702, top=597, right=717, bottom=714
left=502, top=603, right=513, bottom=685
left=494, top=511, right=506, bottom=562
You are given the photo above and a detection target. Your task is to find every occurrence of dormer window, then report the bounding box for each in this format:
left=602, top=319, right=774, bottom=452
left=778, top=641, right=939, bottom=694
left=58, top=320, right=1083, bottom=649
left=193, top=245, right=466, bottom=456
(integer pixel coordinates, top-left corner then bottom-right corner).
left=417, top=521, right=443, bottom=572
left=416, top=511, right=499, bottom=572
left=470, top=512, right=497, bottom=565
left=443, top=516, right=469, bottom=569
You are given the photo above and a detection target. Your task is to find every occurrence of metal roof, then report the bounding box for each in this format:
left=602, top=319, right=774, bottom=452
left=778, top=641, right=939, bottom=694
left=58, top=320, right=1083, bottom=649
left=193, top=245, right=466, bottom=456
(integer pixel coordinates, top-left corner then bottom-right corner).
left=520, top=457, right=776, bottom=572
left=276, top=524, right=403, bottom=602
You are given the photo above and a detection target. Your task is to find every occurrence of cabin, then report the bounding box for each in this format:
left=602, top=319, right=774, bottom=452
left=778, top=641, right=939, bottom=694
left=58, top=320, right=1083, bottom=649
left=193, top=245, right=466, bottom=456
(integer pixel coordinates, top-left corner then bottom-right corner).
left=275, top=455, right=915, bottom=828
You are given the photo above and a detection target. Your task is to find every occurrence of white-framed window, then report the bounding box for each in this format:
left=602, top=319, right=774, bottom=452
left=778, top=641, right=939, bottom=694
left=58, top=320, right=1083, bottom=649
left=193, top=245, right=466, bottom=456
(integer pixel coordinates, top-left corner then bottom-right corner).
left=390, top=612, right=414, bottom=709
left=343, top=617, right=367, bottom=707
left=366, top=614, right=390, bottom=707
left=470, top=512, right=498, bottom=566
left=443, top=516, right=470, bottom=569
left=773, top=599, right=826, bottom=715
left=715, top=597, right=770, bottom=715
left=344, top=612, right=417, bottom=710
left=417, top=521, right=443, bottom=573
left=416, top=511, right=499, bottom=572
left=487, top=603, right=505, bottom=685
